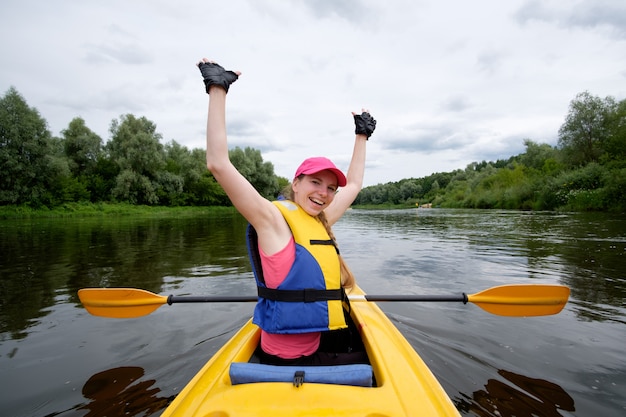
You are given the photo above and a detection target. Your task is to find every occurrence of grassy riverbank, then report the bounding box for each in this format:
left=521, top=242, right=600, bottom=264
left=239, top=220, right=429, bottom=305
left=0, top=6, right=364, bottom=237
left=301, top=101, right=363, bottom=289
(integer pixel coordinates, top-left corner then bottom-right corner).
left=0, top=203, right=238, bottom=220
left=351, top=203, right=413, bottom=210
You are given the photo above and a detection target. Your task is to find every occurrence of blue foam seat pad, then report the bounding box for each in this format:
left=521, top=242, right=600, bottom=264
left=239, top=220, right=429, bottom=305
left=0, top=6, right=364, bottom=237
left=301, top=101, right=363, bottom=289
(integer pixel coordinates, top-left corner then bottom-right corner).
left=229, top=362, right=373, bottom=387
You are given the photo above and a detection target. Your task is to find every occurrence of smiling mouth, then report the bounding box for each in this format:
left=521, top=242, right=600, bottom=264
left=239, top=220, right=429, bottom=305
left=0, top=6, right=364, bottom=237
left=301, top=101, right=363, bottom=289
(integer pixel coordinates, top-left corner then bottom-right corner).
left=310, top=197, right=325, bottom=207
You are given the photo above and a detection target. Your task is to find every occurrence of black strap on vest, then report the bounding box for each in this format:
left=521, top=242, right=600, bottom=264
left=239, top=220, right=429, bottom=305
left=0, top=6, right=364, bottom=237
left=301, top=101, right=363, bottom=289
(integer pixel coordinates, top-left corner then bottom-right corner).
left=309, top=239, right=340, bottom=254
left=258, top=287, right=345, bottom=303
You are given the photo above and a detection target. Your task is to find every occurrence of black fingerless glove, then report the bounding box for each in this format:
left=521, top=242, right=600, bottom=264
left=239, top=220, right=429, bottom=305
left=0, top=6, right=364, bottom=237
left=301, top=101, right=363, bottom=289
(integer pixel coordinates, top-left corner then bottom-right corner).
left=353, top=112, right=376, bottom=139
left=198, top=62, right=239, bottom=94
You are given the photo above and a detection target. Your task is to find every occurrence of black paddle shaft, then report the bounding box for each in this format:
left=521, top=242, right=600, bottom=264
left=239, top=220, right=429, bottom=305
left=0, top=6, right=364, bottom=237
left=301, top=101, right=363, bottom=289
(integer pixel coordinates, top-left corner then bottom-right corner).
left=361, top=294, right=468, bottom=303
left=167, top=295, right=258, bottom=304
left=166, top=293, right=469, bottom=304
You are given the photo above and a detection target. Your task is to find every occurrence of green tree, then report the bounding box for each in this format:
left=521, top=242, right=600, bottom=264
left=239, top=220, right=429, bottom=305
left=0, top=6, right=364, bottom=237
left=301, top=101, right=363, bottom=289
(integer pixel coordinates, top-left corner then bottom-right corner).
left=59, top=117, right=104, bottom=202
left=276, top=176, right=290, bottom=193
left=558, top=91, right=616, bottom=167
left=603, top=98, right=626, bottom=163
left=399, top=180, right=419, bottom=202
left=90, top=156, right=119, bottom=202
left=229, top=146, right=279, bottom=199
left=62, top=117, right=102, bottom=176
left=187, top=171, right=230, bottom=206
left=185, top=148, right=231, bottom=205
left=519, top=139, right=560, bottom=173
left=0, top=87, right=68, bottom=206
left=387, top=183, right=401, bottom=204
left=156, top=140, right=190, bottom=205
left=107, top=114, right=166, bottom=204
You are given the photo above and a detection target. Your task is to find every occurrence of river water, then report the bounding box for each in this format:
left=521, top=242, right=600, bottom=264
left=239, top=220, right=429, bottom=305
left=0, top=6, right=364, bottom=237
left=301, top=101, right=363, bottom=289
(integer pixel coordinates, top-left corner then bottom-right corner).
left=0, top=208, right=624, bottom=416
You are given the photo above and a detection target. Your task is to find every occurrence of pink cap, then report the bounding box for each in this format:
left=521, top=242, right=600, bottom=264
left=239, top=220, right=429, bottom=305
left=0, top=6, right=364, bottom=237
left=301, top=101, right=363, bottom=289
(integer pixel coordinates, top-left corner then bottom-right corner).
left=294, top=157, right=347, bottom=187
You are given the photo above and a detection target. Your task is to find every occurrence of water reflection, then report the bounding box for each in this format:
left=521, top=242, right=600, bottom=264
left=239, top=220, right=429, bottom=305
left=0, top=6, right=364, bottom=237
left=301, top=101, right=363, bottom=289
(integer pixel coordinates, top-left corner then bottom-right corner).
left=79, top=367, right=172, bottom=416
left=456, top=369, right=575, bottom=417
left=0, top=211, right=249, bottom=339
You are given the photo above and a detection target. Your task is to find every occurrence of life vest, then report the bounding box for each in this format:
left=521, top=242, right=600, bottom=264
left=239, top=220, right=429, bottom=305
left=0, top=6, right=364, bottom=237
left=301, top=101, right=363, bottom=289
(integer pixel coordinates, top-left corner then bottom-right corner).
left=246, top=200, right=347, bottom=334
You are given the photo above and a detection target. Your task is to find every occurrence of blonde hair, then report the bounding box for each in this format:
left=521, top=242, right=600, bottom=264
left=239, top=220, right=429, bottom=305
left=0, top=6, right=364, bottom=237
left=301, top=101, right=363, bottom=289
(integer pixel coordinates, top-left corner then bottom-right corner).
left=281, top=181, right=356, bottom=289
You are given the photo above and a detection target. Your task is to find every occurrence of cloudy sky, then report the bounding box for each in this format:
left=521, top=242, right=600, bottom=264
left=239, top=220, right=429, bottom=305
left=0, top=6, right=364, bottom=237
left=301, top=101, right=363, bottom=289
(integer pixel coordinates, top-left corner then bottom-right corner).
left=1, top=0, right=624, bottom=186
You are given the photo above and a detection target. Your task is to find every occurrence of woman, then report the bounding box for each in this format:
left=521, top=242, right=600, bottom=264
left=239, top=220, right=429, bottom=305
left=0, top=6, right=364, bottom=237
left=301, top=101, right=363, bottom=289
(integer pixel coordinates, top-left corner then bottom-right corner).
left=197, top=58, right=376, bottom=365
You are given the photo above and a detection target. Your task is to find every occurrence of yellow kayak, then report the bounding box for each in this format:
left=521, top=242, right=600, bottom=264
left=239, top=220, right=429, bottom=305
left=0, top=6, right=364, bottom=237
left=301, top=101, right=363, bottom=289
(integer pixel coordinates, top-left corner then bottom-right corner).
left=161, top=285, right=461, bottom=417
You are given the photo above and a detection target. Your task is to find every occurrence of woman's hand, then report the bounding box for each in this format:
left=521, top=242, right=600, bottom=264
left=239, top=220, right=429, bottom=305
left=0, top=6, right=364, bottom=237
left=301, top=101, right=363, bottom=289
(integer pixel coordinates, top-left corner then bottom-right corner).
left=197, top=59, right=241, bottom=94
left=352, top=109, right=376, bottom=139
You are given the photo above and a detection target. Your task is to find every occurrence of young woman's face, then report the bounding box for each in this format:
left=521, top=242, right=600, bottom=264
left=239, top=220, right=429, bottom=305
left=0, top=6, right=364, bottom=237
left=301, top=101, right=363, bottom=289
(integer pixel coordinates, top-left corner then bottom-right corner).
left=292, top=170, right=339, bottom=216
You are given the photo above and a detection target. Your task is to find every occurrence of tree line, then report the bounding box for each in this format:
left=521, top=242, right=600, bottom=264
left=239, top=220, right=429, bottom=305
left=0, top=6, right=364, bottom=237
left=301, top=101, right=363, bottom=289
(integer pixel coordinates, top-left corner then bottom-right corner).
left=0, top=87, right=283, bottom=208
left=354, top=91, right=626, bottom=212
left=1, top=87, right=624, bottom=211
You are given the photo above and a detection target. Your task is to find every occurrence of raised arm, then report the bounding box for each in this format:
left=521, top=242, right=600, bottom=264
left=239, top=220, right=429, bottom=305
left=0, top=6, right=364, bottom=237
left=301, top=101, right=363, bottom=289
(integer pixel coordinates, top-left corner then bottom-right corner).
left=324, top=110, right=376, bottom=225
left=198, top=60, right=286, bottom=241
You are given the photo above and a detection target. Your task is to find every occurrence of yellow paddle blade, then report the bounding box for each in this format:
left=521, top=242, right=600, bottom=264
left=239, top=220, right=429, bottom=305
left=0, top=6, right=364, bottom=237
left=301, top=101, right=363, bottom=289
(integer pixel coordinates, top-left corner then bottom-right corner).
left=78, top=288, right=168, bottom=319
left=468, top=284, right=570, bottom=317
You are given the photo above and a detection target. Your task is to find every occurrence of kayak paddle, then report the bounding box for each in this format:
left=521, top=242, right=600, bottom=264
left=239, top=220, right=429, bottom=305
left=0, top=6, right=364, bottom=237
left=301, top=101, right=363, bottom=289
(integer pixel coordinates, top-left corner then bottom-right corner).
left=77, top=284, right=569, bottom=319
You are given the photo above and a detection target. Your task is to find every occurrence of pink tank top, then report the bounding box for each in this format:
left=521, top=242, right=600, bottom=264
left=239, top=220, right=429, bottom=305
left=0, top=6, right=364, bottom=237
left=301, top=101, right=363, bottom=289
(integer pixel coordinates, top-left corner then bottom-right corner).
left=258, top=237, right=321, bottom=359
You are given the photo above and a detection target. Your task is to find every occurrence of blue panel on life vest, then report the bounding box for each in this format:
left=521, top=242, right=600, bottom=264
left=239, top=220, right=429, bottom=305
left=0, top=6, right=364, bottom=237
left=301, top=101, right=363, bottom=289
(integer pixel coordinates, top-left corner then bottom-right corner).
left=229, top=362, right=373, bottom=387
